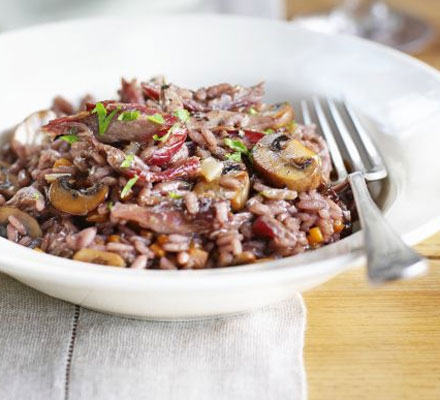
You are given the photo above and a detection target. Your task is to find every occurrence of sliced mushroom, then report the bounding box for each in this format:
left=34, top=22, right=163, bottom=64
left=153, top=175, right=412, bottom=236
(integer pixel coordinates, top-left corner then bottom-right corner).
left=252, top=133, right=322, bottom=192
left=261, top=102, right=295, bottom=129
left=193, top=164, right=250, bottom=211
left=86, top=212, right=108, bottom=223
left=12, top=110, right=56, bottom=157
left=0, top=206, right=42, bottom=238
left=49, top=177, right=109, bottom=216
left=73, top=248, right=126, bottom=267
left=0, top=162, right=19, bottom=197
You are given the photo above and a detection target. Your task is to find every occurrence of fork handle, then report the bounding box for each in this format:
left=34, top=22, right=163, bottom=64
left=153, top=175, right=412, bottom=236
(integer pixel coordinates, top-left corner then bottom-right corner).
left=348, top=171, right=428, bottom=284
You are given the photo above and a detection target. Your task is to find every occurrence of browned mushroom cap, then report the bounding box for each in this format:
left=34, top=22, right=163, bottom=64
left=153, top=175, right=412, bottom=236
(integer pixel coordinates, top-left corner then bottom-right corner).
left=73, top=248, right=126, bottom=267
left=252, top=133, right=322, bottom=192
left=49, top=177, right=109, bottom=216
left=193, top=164, right=250, bottom=211
left=0, top=206, right=42, bottom=238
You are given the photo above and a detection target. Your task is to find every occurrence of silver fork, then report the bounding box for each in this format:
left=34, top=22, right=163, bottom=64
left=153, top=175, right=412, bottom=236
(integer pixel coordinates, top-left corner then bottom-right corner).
left=300, top=97, right=428, bottom=284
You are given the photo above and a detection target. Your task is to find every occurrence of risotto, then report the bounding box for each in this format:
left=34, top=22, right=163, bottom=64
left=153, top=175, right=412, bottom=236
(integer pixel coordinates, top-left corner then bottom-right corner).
left=0, top=77, right=351, bottom=269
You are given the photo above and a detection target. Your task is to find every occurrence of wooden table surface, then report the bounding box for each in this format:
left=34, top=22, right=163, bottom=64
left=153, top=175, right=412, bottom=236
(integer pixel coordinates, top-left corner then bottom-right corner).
left=285, top=1, right=440, bottom=398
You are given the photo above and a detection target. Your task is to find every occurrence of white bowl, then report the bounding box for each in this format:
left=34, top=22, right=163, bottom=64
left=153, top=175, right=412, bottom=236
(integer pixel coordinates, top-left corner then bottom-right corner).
left=0, top=16, right=439, bottom=319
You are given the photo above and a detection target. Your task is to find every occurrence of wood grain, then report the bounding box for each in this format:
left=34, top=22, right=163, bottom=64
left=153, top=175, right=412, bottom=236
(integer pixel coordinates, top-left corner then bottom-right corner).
left=285, top=1, right=440, bottom=397
left=304, top=240, right=440, bottom=400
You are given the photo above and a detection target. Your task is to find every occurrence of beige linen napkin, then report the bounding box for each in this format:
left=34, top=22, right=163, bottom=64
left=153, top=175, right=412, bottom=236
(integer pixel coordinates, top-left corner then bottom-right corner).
left=0, top=273, right=306, bottom=400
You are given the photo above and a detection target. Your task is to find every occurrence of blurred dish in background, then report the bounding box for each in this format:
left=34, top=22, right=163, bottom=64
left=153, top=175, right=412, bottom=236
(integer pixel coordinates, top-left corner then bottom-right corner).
left=0, top=0, right=284, bottom=31
left=214, top=0, right=285, bottom=19
left=290, top=0, right=435, bottom=54
left=2, top=0, right=432, bottom=55
left=0, top=0, right=203, bottom=30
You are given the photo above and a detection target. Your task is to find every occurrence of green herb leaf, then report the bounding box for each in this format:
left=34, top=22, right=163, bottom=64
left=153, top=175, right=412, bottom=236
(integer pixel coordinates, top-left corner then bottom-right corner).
left=169, top=192, right=183, bottom=200
left=224, top=138, right=248, bottom=154
left=117, top=110, right=140, bottom=122
left=153, top=123, right=178, bottom=142
left=147, top=113, right=165, bottom=125
left=91, top=102, right=107, bottom=134
left=248, top=107, right=258, bottom=115
left=33, top=192, right=40, bottom=200
left=92, top=102, right=120, bottom=135
left=121, top=175, right=139, bottom=199
left=174, top=109, right=190, bottom=123
left=107, top=201, right=114, bottom=211
left=264, top=129, right=275, bottom=135
left=153, top=132, right=169, bottom=142
left=225, top=152, right=242, bottom=162
left=59, top=135, right=78, bottom=144
left=120, top=154, right=134, bottom=169
left=102, top=108, right=119, bottom=134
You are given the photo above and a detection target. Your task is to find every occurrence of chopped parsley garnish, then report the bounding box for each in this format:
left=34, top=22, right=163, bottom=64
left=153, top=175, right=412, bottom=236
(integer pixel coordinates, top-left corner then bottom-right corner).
left=153, top=123, right=178, bottom=142
left=264, top=129, right=275, bottom=135
left=120, top=154, right=134, bottom=169
left=224, top=138, right=251, bottom=163
left=147, top=113, right=165, bottom=125
left=248, top=107, right=258, bottom=115
left=224, top=138, right=248, bottom=154
left=59, top=135, right=78, bottom=144
left=153, top=131, right=170, bottom=142
left=107, top=201, right=114, bottom=211
left=174, top=109, right=190, bottom=123
left=92, top=102, right=120, bottom=135
left=33, top=192, right=40, bottom=200
left=118, top=110, right=140, bottom=122
left=225, top=152, right=242, bottom=162
left=121, top=175, right=139, bottom=199
left=169, top=192, right=183, bottom=200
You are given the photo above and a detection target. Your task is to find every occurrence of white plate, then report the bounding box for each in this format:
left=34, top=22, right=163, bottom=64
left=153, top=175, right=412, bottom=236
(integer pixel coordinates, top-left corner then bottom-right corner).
left=0, top=16, right=439, bottom=319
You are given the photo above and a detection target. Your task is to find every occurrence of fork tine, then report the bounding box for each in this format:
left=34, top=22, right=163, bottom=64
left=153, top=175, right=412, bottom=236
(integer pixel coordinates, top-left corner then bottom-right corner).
left=343, top=101, right=387, bottom=180
left=311, top=97, right=348, bottom=182
left=326, top=98, right=365, bottom=173
left=300, top=100, right=313, bottom=125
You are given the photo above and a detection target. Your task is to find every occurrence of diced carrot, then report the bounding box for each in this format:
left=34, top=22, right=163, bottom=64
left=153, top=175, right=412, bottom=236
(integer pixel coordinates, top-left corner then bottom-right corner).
left=150, top=243, right=165, bottom=258
left=157, top=235, right=168, bottom=245
left=107, top=235, right=121, bottom=243
left=307, top=226, right=324, bottom=245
